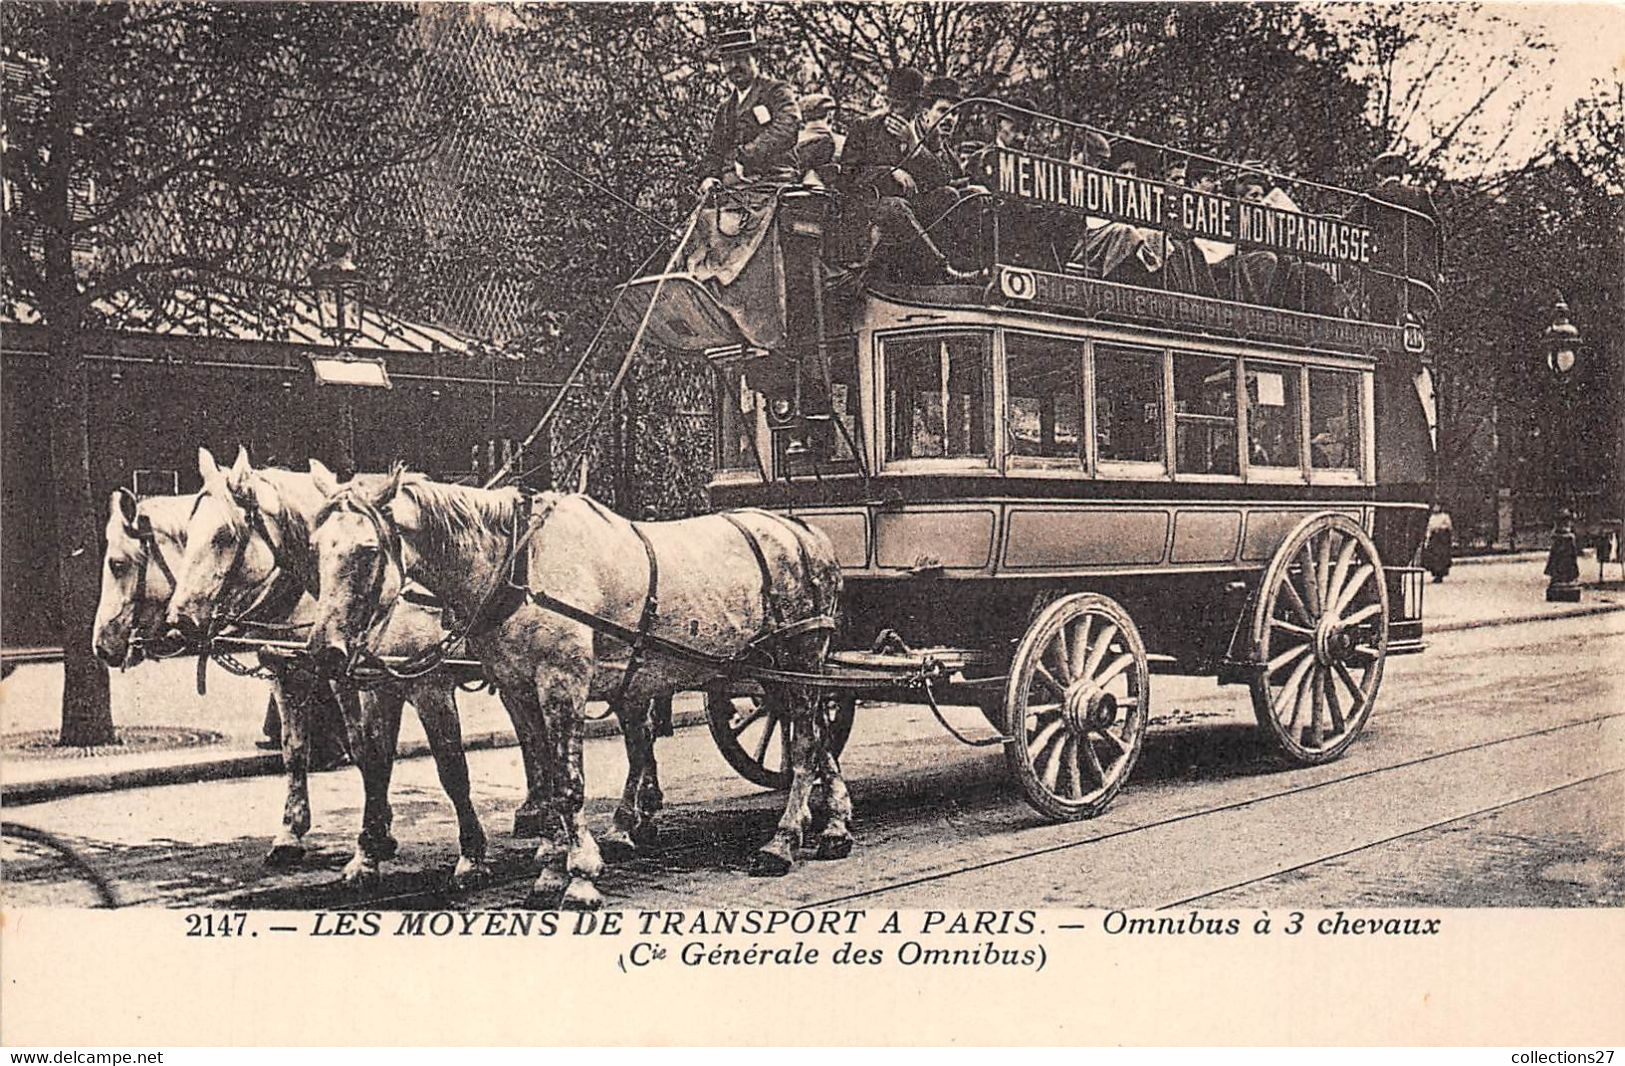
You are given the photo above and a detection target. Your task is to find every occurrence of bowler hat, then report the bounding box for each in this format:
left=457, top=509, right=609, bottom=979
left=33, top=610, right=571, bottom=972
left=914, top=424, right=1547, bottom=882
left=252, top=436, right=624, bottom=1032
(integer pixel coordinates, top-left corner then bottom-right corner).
left=923, top=76, right=962, bottom=104
left=713, top=27, right=760, bottom=57
left=1111, top=138, right=1154, bottom=172
left=887, top=67, right=926, bottom=102
left=1374, top=148, right=1409, bottom=176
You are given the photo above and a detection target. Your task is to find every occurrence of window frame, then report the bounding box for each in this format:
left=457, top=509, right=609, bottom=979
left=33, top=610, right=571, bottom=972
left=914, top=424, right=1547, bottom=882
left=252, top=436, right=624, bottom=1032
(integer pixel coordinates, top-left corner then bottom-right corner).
left=1090, top=339, right=1171, bottom=480
left=711, top=361, right=770, bottom=483
left=1170, top=349, right=1243, bottom=483
left=1003, top=329, right=1088, bottom=474
left=877, top=326, right=997, bottom=474
left=1306, top=365, right=1366, bottom=484
left=1240, top=357, right=1309, bottom=484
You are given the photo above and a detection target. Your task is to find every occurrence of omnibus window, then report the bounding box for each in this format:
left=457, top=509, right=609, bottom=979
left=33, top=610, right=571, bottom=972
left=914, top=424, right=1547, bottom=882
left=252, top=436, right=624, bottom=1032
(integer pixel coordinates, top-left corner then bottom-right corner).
left=1309, top=368, right=1361, bottom=471
left=1094, top=344, right=1164, bottom=465
left=715, top=365, right=764, bottom=474
left=1173, top=353, right=1238, bottom=475
left=885, top=332, right=991, bottom=461
left=1246, top=361, right=1302, bottom=468
left=1007, top=334, right=1082, bottom=462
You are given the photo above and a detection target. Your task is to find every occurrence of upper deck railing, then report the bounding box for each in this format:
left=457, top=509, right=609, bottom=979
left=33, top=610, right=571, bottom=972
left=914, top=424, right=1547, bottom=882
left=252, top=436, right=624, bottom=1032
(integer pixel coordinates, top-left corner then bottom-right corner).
left=835, top=97, right=1439, bottom=356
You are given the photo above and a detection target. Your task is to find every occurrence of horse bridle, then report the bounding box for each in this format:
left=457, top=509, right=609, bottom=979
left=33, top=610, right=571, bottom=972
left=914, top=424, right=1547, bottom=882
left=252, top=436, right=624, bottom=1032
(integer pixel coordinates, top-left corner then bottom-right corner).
left=166, top=485, right=303, bottom=651
left=118, top=505, right=187, bottom=667
left=313, top=488, right=418, bottom=681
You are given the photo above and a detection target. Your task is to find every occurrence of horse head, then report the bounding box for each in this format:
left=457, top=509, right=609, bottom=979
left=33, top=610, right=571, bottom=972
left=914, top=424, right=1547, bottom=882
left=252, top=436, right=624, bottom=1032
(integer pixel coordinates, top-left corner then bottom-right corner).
left=93, top=488, right=187, bottom=668
left=162, top=446, right=327, bottom=648
left=306, top=462, right=411, bottom=676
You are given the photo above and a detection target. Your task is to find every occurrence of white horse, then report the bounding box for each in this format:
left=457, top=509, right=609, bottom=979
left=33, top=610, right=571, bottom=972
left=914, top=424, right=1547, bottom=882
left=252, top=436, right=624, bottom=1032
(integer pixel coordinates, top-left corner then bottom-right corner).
left=159, top=448, right=492, bottom=888
left=305, top=466, right=852, bottom=909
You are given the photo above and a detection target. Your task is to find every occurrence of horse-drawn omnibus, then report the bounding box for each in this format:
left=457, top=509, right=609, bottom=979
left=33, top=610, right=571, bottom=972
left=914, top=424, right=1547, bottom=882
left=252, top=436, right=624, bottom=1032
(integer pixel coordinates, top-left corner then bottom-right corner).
left=622, top=99, right=1438, bottom=821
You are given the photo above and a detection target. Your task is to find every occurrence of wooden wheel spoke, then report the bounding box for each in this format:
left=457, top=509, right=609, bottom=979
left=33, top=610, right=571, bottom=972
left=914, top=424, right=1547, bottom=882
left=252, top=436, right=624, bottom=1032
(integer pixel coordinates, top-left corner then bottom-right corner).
left=1047, top=628, right=1071, bottom=683
left=1323, top=673, right=1346, bottom=733
left=1333, top=660, right=1367, bottom=714
left=1327, top=536, right=1358, bottom=611
left=753, top=712, right=779, bottom=765
left=1041, top=734, right=1068, bottom=792
left=1028, top=715, right=1065, bottom=757
left=1267, top=640, right=1312, bottom=676
left=732, top=705, right=768, bottom=734
left=1295, top=552, right=1322, bottom=615
left=1305, top=667, right=1327, bottom=747
left=1025, top=702, right=1062, bottom=721
left=1077, top=736, right=1107, bottom=788
left=1094, top=652, right=1135, bottom=688
left=1063, top=741, right=1084, bottom=799
left=1348, top=643, right=1381, bottom=663
left=1271, top=655, right=1315, bottom=719
left=1068, top=615, right=1092, bottom=678
left=1331, top=564, right=1375, bottom=617
left=1081, top=621, right=1119, bottom=681
left=1093, top=726, right=1129, bottom=760
left=1271, top=617, right=1315, bottom=640
left=1277, top=575, right=1313, bottom=627
left=1341, top=602, right=1383, bottom=627
left=1032, top=663, right=1067, bottom=700
left=1315, top=531, right=1334, bottom=609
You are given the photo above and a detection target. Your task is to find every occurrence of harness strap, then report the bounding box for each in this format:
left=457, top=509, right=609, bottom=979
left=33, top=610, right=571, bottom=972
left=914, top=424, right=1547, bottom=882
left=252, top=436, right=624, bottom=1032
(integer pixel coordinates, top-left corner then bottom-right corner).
left=610, top=520, right=661, bottom=707
left=720, top=511, right=782, bottom=631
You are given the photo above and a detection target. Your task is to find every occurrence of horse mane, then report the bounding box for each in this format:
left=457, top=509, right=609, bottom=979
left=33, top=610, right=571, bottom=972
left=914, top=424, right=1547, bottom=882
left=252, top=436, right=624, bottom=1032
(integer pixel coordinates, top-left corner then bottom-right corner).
left=395, top=475, right=523, bottom=564
left=243, top=466, right=325, bottom=566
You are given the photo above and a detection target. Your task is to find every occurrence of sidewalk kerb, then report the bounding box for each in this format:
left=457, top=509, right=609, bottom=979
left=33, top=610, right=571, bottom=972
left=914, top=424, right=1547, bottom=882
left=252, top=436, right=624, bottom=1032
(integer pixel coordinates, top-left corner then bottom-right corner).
left=3, top=705, right=707, bottom=808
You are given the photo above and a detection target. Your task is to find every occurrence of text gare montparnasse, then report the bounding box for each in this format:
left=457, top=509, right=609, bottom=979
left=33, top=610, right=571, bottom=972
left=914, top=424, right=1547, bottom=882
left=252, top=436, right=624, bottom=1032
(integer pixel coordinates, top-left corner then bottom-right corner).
left=993, top=147, right=1373, bottom=266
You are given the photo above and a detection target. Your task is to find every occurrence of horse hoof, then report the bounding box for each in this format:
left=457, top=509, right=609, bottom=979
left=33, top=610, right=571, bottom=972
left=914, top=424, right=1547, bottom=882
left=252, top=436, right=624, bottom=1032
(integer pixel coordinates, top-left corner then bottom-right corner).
left=373, top=835, right=399, bottom=861
left=264, top=842, right=305, bottom=868
left=561, top=879, right=604, bottom=911
left=341, top=857, right=382, bottom=891
left=815, top=832, right=854, bottom=861
left=450, top=858, right=493, bottom=892
left=631, top=823, right=661, bottom=853
left=512, top=810, right=546, bottom=838
left=750, top=846, right=794, bottom=878
left=598, top=832, right=638, bottom=865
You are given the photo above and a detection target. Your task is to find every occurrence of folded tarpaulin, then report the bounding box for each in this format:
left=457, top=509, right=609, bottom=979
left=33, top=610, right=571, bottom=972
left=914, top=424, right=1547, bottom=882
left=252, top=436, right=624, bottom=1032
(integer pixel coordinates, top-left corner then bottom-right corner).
left=682, top=186, right=788, bottom=351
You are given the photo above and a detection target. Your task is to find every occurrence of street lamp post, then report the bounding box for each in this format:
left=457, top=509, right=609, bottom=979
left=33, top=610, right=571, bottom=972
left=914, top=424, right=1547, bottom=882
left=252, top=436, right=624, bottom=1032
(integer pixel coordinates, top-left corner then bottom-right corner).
left=1541, top=299, right=1582, bottom=602
left=306, top=240, right=372, bottom=478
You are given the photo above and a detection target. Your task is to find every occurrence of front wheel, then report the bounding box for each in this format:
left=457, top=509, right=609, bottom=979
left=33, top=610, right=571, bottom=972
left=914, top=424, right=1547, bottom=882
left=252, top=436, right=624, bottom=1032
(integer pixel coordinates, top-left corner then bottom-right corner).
left=1003, top=592, right=1149, bottom=821
left=707, top=689, right=856, bottom=790
left=1248, top=513, right=1389, bottom=765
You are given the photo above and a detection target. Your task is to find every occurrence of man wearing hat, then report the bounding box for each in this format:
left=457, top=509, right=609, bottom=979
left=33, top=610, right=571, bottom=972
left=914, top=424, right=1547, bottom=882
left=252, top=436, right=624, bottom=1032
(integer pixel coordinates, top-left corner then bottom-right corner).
left=701, top=26, right=802, bottom=188
left=795, top=92, right=842, bottom=186
left=843, top=68, right=980, bottom=282
left=1357, top=148, right=1440, bottom=321
left=1160, top=153, right=1218, bottom=297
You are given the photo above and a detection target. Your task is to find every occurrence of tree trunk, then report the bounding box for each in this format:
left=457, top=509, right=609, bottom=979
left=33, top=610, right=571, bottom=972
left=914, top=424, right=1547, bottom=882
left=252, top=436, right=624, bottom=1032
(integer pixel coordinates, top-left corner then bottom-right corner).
left=41, top=3, right=115, bottom=747
left=50, top=326, right=115, bottom=747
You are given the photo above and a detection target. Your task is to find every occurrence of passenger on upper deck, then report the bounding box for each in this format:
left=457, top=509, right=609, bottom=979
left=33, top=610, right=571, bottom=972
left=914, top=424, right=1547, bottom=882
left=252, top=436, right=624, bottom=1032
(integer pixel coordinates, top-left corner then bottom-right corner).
left=843, top=68, right=981, bottom=283
left=966, top=96, right=1058, bottom=269
left=699, top=26, right=802, bottom=191
left=1224, top=165, right=1282, bottom=307
left=1159, top=155, right=1219, bottom=298
left=795, top=92, right=841, bottom=187
left=1358, top=149, right=1441, bottom=322
left=1073, top=141, right=1164, bottom=285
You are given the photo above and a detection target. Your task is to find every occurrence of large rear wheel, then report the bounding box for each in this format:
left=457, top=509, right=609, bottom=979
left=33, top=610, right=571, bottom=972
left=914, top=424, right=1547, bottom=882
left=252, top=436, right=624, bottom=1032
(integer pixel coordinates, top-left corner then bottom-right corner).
left=1248, top=513, right=1389, bottom=764
left=1003, top=592, right=1149, bottom=821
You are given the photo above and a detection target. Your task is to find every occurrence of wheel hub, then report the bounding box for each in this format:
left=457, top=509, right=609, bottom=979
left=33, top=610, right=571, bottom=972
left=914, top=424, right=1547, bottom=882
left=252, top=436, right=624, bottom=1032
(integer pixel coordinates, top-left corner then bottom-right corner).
left=1314, top=617, right=1354, bottom=664
left=1063, top=682, right=1117, bottom=735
